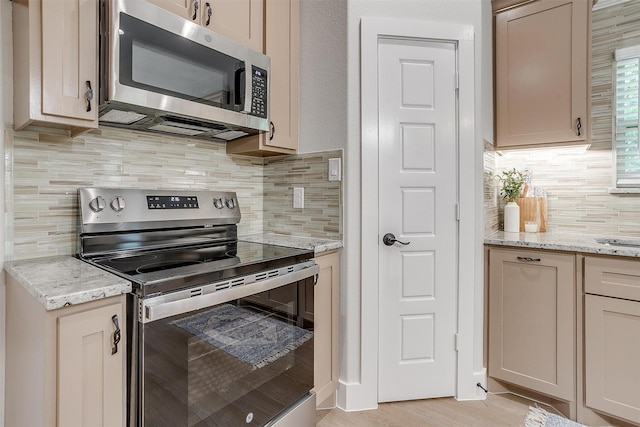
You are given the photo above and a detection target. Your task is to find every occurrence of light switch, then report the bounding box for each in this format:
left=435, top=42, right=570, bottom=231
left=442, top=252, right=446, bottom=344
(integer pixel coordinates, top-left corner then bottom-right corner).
left=293, top=187, right=304, bottom=209
left=329, top=158, right=341, bottom=181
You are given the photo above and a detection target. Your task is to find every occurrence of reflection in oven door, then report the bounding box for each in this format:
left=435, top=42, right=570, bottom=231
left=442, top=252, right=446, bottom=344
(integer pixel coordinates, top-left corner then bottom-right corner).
left=133, top=277, right=314, bottom=427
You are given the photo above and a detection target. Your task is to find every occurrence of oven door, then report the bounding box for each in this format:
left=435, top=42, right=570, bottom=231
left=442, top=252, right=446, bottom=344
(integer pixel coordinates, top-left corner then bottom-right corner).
left=132, top=265, right=318, bottom=427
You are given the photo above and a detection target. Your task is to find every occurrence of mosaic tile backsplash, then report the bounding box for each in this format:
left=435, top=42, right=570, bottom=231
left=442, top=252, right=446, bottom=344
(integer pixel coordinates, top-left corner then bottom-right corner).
left=486, top=145, right=640, bottom=238
left=263, top=152, right=342, bottom=239
left=4, top=127, right=342, bottom=261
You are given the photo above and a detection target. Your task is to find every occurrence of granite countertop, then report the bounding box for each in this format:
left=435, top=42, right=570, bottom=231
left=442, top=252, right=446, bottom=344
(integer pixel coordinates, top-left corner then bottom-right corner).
left=485, top=231, right=640, bottom=258
left=4, top=235, right=341, bottom=311
left=4, top=256, right=132, bottom=311
left=240, top=233, right=343, bottom=255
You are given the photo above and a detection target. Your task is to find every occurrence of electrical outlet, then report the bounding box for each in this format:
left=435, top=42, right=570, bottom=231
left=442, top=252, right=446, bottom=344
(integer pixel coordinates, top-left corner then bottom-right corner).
left=328, top=158, right=341, bottom=182
left=293, top=187, right=304, bottom=209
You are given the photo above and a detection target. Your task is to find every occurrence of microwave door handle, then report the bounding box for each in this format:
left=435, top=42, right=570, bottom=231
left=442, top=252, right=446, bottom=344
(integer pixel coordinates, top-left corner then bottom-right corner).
left=243, top=59, right=253, bottom=113
left=234, top=67, right=250, bottom=112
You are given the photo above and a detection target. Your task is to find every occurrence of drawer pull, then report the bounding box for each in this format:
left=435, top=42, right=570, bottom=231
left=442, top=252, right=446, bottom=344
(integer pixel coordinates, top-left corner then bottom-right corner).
left=517, top=256, right=541, bottom=262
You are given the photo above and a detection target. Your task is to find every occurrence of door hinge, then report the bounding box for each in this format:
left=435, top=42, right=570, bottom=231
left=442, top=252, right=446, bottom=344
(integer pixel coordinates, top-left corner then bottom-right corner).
left=455, top=72, right=459, bottom=90
left=455, top=203, right=460, bottom=221
left=455, top=333, right=460, bottom=351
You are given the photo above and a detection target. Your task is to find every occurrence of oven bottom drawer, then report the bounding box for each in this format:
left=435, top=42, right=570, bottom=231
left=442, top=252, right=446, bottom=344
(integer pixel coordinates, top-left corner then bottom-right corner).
left=267, top=393, right=316, bottom=427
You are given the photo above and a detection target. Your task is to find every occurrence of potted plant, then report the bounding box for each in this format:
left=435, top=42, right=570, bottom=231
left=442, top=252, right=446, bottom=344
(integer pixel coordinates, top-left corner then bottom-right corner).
left=498, top=168, right=524, bottom=232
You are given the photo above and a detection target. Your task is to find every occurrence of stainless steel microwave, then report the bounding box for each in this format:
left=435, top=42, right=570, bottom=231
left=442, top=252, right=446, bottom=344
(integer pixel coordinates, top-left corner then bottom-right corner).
left=99, top=0, right=270, bottom=141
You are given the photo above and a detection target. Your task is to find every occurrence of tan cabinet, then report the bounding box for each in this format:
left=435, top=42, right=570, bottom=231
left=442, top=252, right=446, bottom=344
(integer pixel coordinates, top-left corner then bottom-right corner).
left=13, top=0, right=99, bottom=135
left=583, top=256, right=640, bottom=426
left=488, top=247, right=575, bottom=401
left=313, top=250, right=340, bottom=409
left=148, top=0, right=263, bottom=52
left=494, top=0, right=590, bottom=148
left=227, top=0, right=299, bottom=156
left=5, top=278, right=125, bottom=427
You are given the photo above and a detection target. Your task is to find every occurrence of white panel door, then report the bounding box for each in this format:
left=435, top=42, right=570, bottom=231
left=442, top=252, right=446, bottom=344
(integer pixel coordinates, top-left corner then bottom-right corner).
left=378, top=37, right=458, bottom=402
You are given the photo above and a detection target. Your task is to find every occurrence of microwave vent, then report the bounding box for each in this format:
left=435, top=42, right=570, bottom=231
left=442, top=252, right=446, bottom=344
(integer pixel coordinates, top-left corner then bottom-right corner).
left=148, top=123, right=207, bottom=136
left=100, top=109, right=147, bottom=124
left=215, top=130, right=250, bottom=140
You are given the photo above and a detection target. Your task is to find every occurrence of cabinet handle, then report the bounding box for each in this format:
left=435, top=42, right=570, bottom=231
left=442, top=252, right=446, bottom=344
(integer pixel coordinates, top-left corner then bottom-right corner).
left=192, top=0, right=199, bottom=21
left=269, top=121, right=275, bottom=141
left=111, top=314, right=121, bottom=355
left=85, top=81, right=93, bottom=112
left=517, top=256, right=541, bottom=262
left=205, top=2, right=212, bottom=26
left=576, top=117, right=582, bottom=136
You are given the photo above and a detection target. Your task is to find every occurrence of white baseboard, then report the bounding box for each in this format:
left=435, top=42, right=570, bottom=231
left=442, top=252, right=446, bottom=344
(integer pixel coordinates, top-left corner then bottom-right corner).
left=336, top=381, right=378, bottom=412
left=456, top=368, right=488, bottom=401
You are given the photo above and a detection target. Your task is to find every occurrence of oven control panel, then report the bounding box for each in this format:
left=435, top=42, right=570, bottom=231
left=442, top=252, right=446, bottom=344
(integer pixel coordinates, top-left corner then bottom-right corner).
left=79, top=188, right=241, bottom=233
left=146, top=195, right=199, bottom=210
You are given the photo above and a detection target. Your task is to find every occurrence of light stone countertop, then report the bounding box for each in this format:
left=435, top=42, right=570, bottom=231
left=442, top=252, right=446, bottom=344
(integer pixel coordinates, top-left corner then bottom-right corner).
left=240, top=233, right=343, bottom=255
left=4, top=256, right=132, bottom=311
left=485, top=231, right=640, bottom=258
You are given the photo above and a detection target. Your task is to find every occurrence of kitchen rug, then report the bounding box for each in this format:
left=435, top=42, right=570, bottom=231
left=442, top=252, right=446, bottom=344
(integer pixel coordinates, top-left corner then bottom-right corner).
left=525, top=406, right=590, bottom=427
left=171, top=303, right=312, bottom=370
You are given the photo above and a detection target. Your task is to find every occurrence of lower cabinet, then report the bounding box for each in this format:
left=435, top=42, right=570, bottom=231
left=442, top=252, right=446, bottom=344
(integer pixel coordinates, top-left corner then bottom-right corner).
left=313, top=250, right=340, bottom=409
left=5, top=278, right=126, bottom=427
left=582, top=256, right=640, bottom=426
left=488, top=247, right=575, bottom=401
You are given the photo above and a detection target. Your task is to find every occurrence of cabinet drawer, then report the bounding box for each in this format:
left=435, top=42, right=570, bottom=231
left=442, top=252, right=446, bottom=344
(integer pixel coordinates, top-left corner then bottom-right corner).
left=584, top=256, right=640, bottom=302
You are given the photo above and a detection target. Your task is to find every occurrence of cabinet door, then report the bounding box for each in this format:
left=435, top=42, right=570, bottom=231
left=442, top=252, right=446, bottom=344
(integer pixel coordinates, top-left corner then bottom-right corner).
left=41, top=0, right=98, bottom=122
left=313, top=251, right=340, bottom=408
left=207, top=0, right=263, bottom=52
left=58, top=302, right=125, bottom=427
left=264, top=0, right=298, bottom=151
left=225, top=0, right=299, bottom=156
left=585, top=295, right=640, bottom=425
left=495, top=0, right=589, bottom=147
left=488, top=248, right=575, bottom=400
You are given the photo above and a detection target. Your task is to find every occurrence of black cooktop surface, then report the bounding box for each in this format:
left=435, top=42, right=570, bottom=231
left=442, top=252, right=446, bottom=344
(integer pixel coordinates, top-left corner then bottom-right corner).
left=88, top=241, right=314, bottom=296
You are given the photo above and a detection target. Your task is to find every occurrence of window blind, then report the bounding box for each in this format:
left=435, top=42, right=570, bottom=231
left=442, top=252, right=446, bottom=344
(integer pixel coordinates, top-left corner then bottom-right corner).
left=615, top=57, right=640, bottom=187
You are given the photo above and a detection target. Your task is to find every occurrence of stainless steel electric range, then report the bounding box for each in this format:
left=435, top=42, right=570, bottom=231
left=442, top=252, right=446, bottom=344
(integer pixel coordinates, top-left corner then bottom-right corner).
left=78, top=188, right=318, bottom=427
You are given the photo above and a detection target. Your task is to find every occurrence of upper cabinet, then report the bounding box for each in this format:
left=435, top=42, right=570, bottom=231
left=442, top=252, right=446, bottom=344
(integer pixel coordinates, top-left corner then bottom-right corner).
left=227, top=0, right=299, bottom=156
left=494, top=0, right=590, bottom=148
left=13, top=0, right=99, bottom=135
left=148, top=0, right=263, bottom=52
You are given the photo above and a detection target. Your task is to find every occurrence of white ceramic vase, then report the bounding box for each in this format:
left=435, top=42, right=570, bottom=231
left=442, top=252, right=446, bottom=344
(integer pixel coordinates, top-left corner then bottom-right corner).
left=504, top=201, right=520, bottom=233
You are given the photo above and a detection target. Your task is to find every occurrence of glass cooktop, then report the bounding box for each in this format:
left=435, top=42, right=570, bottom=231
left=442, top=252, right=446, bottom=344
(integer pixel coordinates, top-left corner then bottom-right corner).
left=88, top=241, right=314, bottom=296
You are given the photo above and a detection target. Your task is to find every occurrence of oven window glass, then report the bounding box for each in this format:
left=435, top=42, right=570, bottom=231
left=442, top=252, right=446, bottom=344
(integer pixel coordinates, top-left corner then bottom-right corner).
left=140, top=279, right=314, bottom=426
left=118, top=13, right=244, bottom=111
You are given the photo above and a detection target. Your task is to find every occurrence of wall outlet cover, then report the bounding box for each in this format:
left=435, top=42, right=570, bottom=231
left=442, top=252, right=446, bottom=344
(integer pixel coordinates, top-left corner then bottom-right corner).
left=329, top=158, right=342, bottom=181
left=293, top=187, right=304, bottom=209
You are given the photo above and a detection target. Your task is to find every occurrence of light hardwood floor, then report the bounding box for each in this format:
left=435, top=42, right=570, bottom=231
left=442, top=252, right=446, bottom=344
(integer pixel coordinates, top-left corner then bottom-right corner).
left=316, top=393, right=536, bottom=427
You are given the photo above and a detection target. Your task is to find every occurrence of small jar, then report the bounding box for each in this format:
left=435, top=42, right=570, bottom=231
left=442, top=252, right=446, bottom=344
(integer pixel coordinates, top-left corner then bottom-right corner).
left=524, top=221, right=538, bottom=233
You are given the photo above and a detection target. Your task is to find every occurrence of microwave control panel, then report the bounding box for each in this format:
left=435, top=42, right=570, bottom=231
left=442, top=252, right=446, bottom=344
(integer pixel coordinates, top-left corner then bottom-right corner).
left=250, top=66, right=268, bottom=118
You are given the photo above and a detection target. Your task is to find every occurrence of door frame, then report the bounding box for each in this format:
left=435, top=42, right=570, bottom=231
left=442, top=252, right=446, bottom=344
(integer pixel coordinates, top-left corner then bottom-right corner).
left=360, top=17, right=478, bottom=405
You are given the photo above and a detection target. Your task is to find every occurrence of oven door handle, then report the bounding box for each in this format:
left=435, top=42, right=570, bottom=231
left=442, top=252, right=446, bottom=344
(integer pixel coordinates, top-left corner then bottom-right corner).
left=141, top=264, right=320, bottom=323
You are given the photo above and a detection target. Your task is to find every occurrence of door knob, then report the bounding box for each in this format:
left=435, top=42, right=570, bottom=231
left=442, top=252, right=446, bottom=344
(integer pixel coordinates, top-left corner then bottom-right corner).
left=383, top=233, right=410, bottom=246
